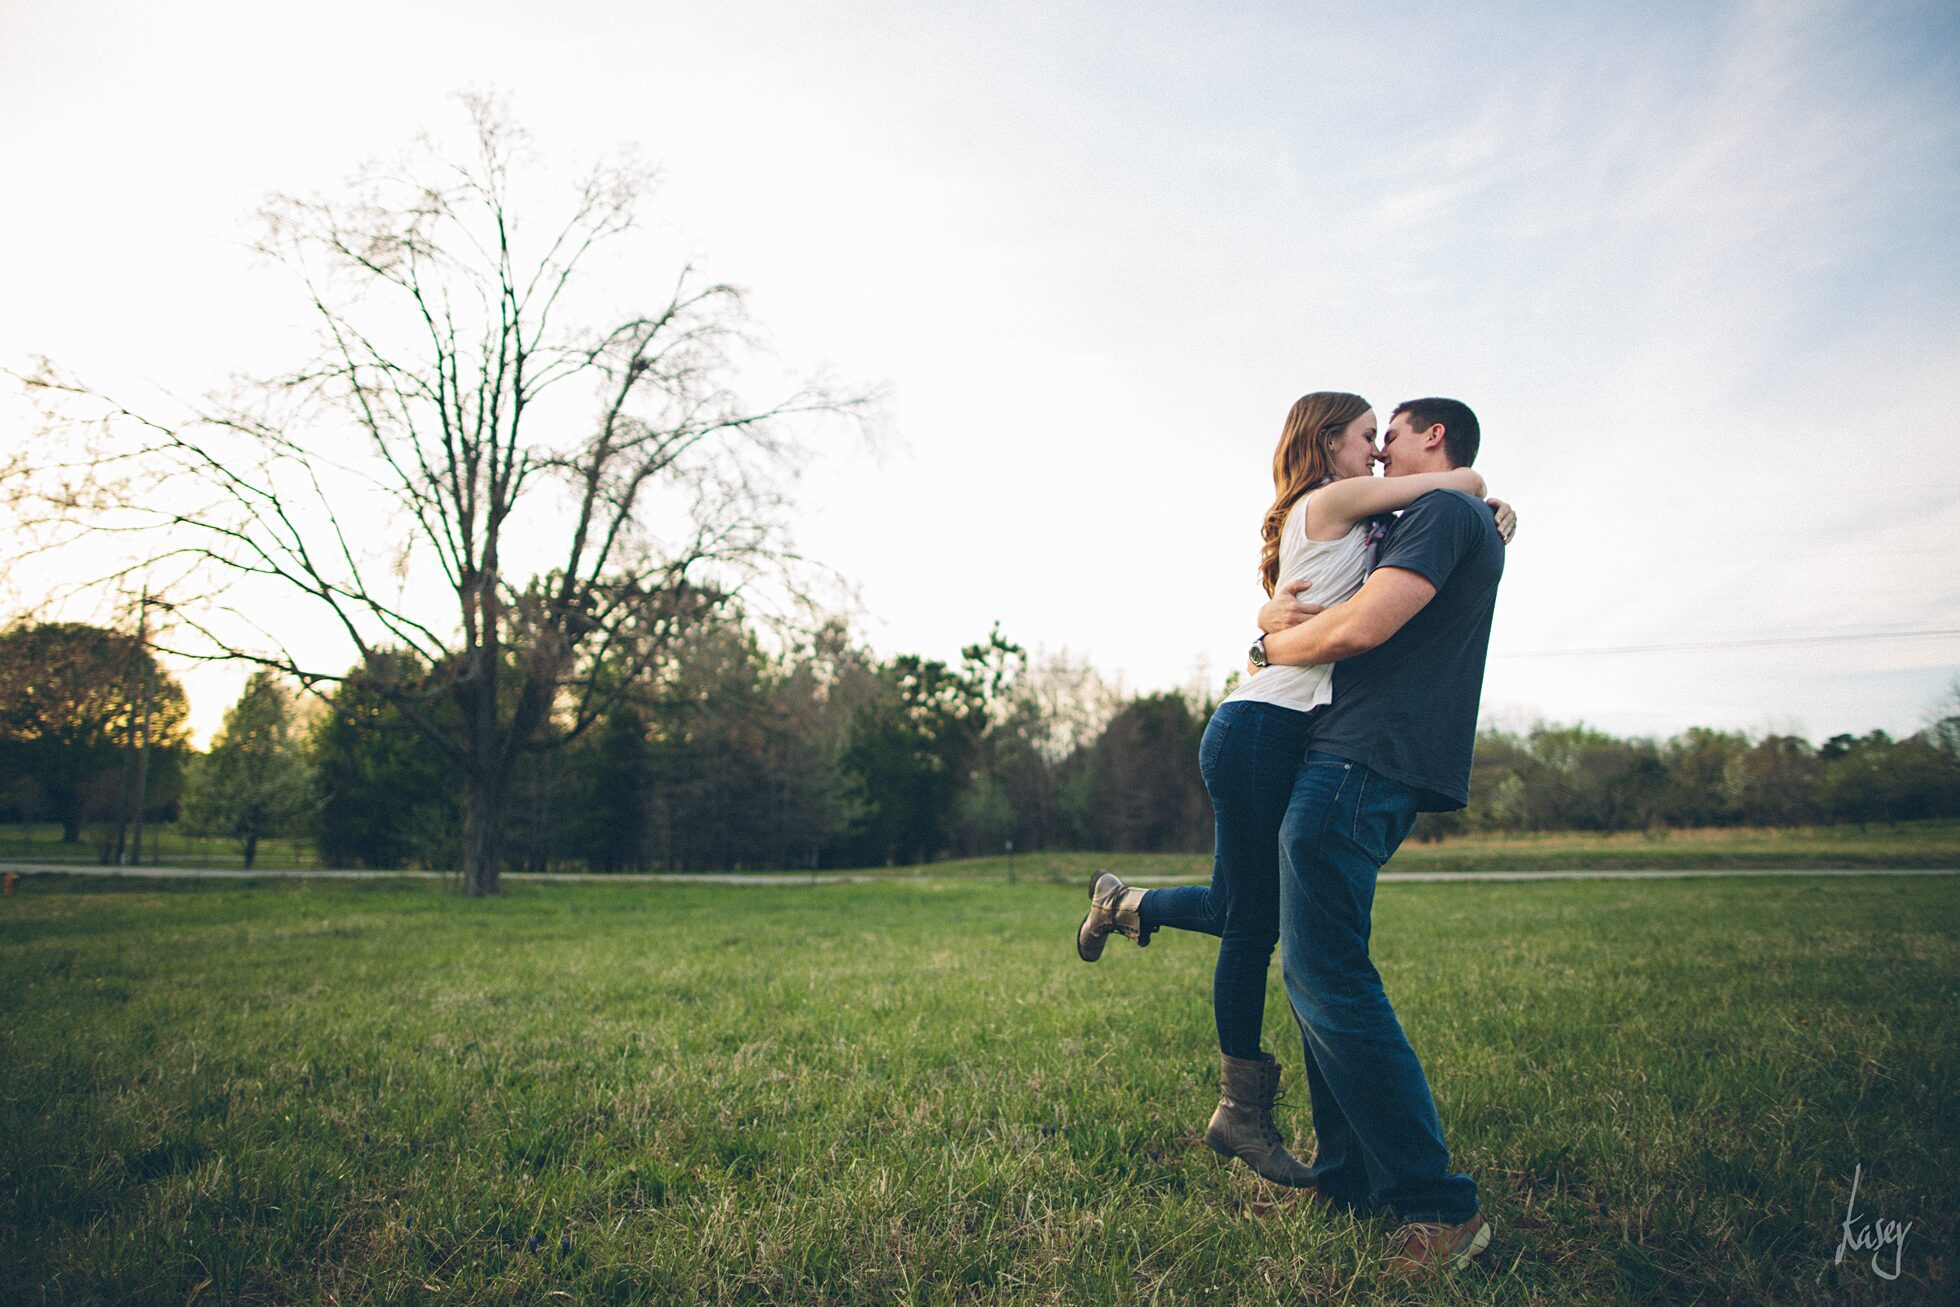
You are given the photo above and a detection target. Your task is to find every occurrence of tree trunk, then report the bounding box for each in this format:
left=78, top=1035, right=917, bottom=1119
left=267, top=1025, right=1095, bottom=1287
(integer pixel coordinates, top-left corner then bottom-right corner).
left=243, top=833, right=258, bottom=870
left=460, top=551, right=506, bottom=897
left=463, top=770, right=505, bottom=896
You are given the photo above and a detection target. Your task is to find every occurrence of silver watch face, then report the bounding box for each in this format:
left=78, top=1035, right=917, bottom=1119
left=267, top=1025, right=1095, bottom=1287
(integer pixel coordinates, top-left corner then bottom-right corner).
left=1249, top=638, right=1267, bottom=668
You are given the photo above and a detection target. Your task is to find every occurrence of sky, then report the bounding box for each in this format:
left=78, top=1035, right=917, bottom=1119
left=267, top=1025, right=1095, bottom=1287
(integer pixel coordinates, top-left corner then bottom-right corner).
left=3, top=0, right=1958, bottom=747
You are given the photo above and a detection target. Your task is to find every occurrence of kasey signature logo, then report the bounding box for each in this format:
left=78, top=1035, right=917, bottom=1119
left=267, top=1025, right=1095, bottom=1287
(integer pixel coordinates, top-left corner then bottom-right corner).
left=1835, top=1163, right=1911, bottom=1281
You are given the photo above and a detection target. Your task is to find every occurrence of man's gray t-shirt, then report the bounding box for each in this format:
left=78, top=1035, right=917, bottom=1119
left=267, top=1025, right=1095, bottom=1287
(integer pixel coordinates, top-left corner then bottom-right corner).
left=1311, top=489, right=1504, bottom=811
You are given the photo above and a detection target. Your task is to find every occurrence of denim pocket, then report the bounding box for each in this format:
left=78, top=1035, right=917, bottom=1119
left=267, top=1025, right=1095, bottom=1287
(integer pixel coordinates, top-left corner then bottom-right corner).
left=1198, top=706, right=1237, bottom=781
left=1351, top=771, right=1420, bottom=866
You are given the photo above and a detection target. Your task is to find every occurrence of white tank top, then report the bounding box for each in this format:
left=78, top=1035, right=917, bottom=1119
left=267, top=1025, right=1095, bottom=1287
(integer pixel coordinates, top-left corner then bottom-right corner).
left=1223, top=488, right=1376, bottom=714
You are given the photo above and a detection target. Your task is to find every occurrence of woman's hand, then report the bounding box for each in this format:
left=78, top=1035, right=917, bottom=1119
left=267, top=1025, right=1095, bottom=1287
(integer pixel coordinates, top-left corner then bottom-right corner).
left=1486, top=498, right=1517, bottom=543
left=1259, top=580, right=1325, bottom=633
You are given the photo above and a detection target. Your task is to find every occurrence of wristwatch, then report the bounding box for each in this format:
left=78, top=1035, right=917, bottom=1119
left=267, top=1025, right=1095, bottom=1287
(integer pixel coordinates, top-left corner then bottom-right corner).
left=1249, top=634, right=1269, bottom=668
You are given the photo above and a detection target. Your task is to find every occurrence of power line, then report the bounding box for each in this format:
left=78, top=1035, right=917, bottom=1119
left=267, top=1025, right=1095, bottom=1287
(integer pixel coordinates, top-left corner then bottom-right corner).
left=1491, top=628, right=1960, bottom=659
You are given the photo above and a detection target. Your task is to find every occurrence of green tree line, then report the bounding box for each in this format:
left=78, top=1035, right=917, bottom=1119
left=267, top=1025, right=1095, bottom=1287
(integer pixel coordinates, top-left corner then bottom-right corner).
left=2, top=619, right=1957, bottom=870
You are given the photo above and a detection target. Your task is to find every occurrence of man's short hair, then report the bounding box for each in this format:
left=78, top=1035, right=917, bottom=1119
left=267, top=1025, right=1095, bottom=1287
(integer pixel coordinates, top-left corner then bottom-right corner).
left=1392, top=397, right=1480, bottom=468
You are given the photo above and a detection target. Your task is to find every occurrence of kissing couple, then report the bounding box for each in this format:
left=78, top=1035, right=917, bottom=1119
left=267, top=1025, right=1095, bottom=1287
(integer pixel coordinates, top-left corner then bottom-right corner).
left=1078, top=393, right=1512, bottom=1279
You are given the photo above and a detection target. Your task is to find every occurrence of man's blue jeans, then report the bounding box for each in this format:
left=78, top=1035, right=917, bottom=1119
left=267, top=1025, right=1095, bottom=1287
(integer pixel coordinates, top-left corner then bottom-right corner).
left=1279, top=751, right=1480, bottom=1224
left=1137, top=700, right=1315, bottom=1059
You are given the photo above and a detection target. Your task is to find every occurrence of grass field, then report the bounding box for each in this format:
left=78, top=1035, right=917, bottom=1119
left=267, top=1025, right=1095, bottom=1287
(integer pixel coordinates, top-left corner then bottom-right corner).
left=6, top=818, right=1960, bottom=877
left=0, top=824, right=320, bottom=870
left=2, top=872, right=1954, bottom=1304
left=915, top=821, right=1960, bottom=885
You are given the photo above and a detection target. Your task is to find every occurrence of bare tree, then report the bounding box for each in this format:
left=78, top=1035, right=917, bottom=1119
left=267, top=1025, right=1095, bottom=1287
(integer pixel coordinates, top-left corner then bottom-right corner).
left=15, top=94, right=871, bottom=894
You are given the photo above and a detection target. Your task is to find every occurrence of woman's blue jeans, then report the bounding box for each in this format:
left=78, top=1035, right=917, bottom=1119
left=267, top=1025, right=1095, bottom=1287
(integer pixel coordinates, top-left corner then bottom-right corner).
left=1136, top=699, right=1315, bottom=1060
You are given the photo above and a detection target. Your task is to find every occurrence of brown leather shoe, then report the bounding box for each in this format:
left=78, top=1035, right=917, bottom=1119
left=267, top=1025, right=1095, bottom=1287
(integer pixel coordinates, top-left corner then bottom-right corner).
left=1076, top=871, right=1147, bottom=961
left=1384, top=1211, right=1491, bottom=1277
left=1204, top=1052, right=1317, bottom=1187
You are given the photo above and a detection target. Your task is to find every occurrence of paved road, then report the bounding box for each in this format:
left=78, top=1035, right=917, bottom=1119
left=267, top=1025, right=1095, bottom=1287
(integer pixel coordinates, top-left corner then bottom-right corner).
left=0, top=862, right=885, bottom=885
left=2, top=861, right=1953, bottom=886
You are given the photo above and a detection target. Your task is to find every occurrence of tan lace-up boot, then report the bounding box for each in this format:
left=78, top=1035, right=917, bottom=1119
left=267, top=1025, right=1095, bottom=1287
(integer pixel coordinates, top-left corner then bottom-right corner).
left=1385, top=1211, right=1491, bottom=1277
left=1076, top=870, right=1148, bottom=962
left=1204, top=1051, right=1318, bottom=1187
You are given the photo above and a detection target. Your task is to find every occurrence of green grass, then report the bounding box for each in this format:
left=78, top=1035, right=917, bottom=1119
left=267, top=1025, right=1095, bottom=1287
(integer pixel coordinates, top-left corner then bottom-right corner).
left=2, top=873, right=1953, bottom=1303
left=898, top=821, right=1960, bottom=884
left=8, top=817, right=1959, bottom=878
left=0, top=823, right=319, bottom=870
left=1386, top=819, right=1960, bottom=870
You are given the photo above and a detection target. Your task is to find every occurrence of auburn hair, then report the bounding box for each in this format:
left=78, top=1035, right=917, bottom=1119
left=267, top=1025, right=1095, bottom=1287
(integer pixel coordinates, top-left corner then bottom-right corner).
left=1258, top=391, right=1372, bottom=595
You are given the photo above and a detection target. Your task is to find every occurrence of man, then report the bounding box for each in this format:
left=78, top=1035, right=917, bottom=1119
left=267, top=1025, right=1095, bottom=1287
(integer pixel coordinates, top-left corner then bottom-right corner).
left=1249, top=396, right=1502, bottom=1278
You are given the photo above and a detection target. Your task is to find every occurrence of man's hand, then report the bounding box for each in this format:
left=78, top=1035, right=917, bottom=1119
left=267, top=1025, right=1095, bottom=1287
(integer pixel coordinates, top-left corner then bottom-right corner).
left=1258, top=580, right=1325, bottom=634
left=1487, top=498, right=1517, bottom=544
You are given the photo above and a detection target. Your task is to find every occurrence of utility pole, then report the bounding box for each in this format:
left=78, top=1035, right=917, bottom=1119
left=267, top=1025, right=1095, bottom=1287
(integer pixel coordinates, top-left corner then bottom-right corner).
left=130, top=640, right=156, bottom=864
left=122, top=591, right=157, bottom=866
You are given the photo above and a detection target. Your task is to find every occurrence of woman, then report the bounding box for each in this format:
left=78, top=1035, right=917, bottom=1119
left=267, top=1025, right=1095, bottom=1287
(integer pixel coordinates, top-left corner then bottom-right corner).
left=1075, top=391, right=1513, bottom=1186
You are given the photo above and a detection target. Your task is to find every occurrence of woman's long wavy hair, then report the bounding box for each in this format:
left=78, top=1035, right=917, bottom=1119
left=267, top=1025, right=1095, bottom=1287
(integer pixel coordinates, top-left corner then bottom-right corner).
left=1258, top=391, right=1372, bottom=595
